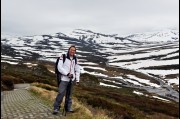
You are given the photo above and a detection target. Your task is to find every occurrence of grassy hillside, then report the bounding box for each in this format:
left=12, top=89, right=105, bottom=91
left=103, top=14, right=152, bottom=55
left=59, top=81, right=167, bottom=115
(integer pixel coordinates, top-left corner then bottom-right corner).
left=1, top=62, right=179, bottom=119
left=29, top=83, right=110, bottom=119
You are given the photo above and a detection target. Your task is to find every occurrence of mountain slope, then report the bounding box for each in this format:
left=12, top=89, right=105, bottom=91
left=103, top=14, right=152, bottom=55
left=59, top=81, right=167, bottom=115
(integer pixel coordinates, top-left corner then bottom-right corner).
left=1, top=29, right=179, bottom=102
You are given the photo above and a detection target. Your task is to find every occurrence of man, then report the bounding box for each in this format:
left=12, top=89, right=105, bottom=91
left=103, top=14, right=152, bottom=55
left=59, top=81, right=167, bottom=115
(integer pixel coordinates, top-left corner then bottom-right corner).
left=53, top=45, right=80, bottom=115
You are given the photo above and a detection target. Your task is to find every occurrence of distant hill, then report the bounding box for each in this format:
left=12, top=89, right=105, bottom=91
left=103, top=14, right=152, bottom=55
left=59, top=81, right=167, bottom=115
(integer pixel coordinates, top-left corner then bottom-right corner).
left=1, top=29, right=179, bottom=102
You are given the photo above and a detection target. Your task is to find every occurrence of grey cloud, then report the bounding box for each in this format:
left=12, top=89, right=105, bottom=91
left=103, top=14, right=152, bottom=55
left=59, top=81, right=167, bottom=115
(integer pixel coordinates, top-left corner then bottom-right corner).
left=1, top=0, right=179, bottom=36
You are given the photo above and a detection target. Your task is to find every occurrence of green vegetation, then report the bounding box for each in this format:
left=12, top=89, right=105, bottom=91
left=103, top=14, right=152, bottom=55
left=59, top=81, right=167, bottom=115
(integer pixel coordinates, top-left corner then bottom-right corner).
left=1, top=62, right=179, bottom=119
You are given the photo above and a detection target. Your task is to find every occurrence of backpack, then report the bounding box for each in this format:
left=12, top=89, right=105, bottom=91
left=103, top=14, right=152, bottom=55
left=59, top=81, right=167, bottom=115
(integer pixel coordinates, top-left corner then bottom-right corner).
left=55, top=54, right=77, bottom=86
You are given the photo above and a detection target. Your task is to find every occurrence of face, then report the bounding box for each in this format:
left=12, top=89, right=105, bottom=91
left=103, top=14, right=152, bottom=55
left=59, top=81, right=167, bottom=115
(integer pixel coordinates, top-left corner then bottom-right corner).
left=69, top=47, right=76, bottom=56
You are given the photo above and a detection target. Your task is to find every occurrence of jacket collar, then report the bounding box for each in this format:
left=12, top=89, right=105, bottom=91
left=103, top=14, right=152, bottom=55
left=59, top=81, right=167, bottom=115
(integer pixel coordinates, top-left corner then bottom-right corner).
left=66, top=53, right=76, bottom=60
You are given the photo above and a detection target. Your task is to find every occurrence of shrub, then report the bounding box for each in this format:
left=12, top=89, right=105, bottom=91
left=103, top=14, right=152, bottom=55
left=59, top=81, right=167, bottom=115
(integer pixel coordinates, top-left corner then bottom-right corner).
left=2, top=78, right=14, bottom=90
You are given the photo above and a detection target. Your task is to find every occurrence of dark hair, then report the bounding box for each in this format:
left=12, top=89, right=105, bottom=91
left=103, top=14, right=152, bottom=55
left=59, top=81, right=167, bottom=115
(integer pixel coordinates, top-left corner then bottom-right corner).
left=68, top=45, right=76, bottom=52
left=67, top=45, right=76, bottom=57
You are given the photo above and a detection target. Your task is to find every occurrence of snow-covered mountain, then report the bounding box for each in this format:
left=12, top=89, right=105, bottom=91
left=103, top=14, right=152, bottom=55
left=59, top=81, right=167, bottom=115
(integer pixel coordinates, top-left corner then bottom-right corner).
left=125, top=29, right=179, bottom=42
left=1, top=29, right=179, bottom=102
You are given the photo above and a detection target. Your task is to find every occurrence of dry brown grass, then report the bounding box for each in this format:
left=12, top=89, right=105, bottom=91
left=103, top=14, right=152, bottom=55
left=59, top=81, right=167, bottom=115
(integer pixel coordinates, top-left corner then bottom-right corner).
left=29, top=84, right=110, bottom=119
left=31, top=82, right=57, bottom=91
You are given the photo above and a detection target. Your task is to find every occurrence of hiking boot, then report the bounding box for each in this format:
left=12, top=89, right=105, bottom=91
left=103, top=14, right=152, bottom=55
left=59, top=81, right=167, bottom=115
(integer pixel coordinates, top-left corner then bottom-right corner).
left=67, top=109, right=74, bottom=113
left=52, top=109, right=59, bottom=115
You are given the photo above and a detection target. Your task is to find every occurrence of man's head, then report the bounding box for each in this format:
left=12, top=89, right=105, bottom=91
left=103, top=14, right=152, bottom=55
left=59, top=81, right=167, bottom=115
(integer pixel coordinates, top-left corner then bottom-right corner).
left=68, top=45, right=76, bottom=57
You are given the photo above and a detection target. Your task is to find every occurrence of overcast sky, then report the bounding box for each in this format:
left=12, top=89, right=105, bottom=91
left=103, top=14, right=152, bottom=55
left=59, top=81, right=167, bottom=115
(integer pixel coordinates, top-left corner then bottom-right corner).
left=1, top=0, right=179, bottom=37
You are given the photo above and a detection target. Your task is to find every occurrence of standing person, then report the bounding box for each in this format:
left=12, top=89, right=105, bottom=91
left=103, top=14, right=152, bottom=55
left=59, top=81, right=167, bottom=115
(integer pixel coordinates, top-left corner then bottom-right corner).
left=53, top=45, right=80, bottom=115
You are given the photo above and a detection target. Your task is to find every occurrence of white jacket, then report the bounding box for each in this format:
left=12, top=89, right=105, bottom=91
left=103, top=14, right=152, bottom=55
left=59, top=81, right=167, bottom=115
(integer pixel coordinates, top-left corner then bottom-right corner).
left=57, top=54, right=80, bottom=82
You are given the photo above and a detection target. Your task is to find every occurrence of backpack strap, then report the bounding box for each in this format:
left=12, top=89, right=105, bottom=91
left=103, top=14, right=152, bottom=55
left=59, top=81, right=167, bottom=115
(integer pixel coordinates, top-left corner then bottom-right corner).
left=73, top=55, right=77, bottom=64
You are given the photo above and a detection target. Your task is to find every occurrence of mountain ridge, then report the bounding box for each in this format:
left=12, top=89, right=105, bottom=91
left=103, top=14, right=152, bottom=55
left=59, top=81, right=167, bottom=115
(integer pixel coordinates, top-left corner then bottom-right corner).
left=1, top=29, right=179, bottom=102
